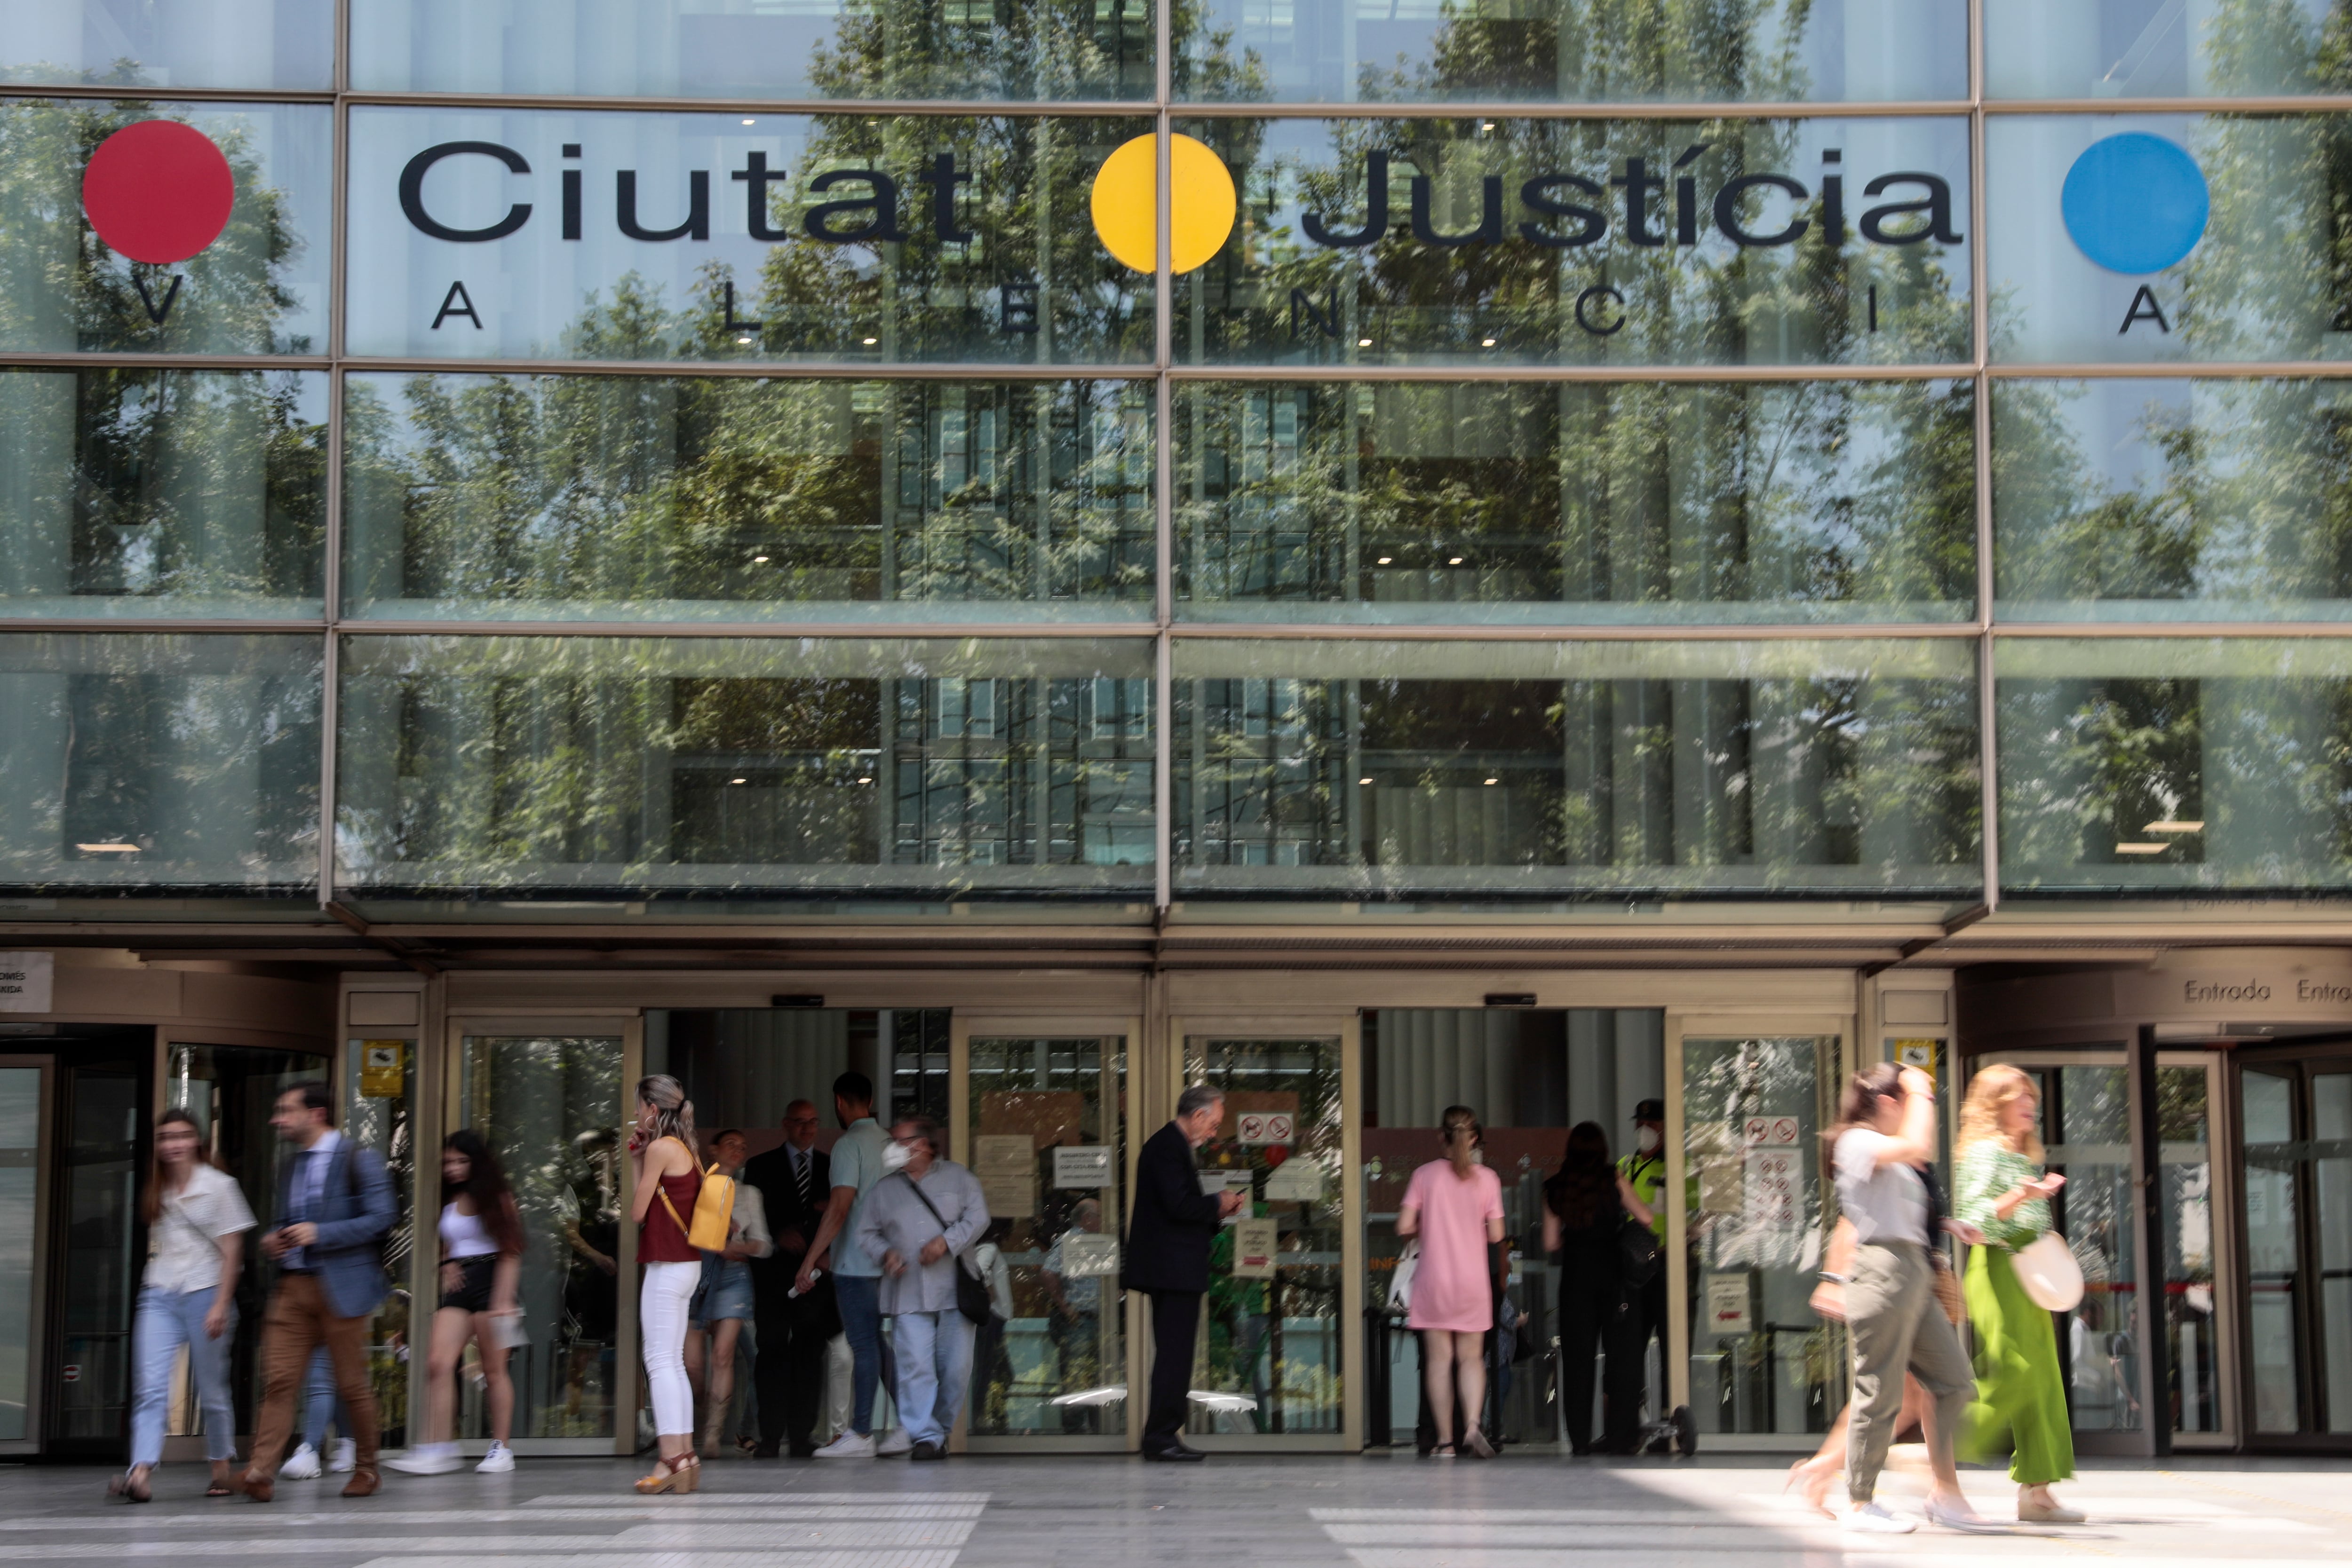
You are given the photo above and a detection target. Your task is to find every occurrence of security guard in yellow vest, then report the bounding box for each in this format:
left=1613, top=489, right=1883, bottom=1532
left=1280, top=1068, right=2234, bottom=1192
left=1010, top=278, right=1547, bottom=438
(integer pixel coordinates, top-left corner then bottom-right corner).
left=1616, top=1098, right=1669, bottom=1415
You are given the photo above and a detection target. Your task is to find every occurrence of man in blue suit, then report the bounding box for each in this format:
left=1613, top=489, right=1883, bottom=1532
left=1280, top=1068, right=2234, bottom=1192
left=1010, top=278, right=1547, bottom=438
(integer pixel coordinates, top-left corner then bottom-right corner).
left=238, top=1081, right=396, bottom=1501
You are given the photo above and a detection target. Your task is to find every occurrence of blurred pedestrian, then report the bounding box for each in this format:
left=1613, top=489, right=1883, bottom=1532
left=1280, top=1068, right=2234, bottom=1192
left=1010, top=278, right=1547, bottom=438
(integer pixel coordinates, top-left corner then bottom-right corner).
left=628, top=1074, right=702, bottom=1494
left=857, top=1116, right=989, bottom=1461
left=1955, top=1064, right=2081, bottom=1523
left=238, top=1082, right=395, bottom=1502
left=1398, top=1106, right=1505, bottom=1458
left=387, top=1129, right=526, bottom=1475
left=115, top=1108, right=253, bottom=1502
left=1832, top=1063, right=1986, bottom=1534
left=1124, top=1084, right=1245, bottom=1461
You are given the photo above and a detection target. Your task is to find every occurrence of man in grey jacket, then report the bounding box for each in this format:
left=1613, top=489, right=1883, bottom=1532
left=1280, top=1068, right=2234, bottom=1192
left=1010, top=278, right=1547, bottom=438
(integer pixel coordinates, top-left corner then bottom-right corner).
left=855, top=1116, right=989, bottom=1461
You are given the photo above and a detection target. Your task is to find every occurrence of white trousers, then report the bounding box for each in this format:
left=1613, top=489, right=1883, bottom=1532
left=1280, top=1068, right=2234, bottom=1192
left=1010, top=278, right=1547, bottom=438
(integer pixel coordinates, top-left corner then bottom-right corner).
left=641, top=1260, right=700, bottom=1437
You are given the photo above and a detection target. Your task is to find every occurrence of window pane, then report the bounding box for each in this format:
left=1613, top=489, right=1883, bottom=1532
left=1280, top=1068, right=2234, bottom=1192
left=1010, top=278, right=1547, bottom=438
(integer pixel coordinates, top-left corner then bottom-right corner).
left=0, top=99, right=330, bottom=356
left=0, top=369, right=326, bottom=619
left=1181, top=0, right=1963, bottom=104
left=1996, top=637, right=2352, bottom=895
left=343, top=374, right=1151, bottom=623
left=1170, top=638, right=1981, bottom=902
left=1987, top=113, right=2352, bottom=365
left=351, top=0, right=1152, bottom=101
left=2243, top=1067, right=2302, bottom=1432
left=1986, top=0, right=2337, bottom=100
left=346, top=108, right=1152, bottom=365
left=2156, top=1064, right=2222, bottom=1436
left=1178, top=379, right=1974, bottom=624
left=0, top=0, right=332, bottom=89
left=2050, top=1063, right=2141, bottom=1433
left=336, top=635, right=1156, bottom=903
left=1995, top=379, right=2352, bottom=623
left=1180, top=117, right=1971, bottom=368
left=0, top=633, right=322, bottom=892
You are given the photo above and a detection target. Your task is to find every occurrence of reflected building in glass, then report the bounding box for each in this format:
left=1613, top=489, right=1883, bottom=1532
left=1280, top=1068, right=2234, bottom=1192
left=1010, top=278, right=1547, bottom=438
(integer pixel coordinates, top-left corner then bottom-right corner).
left=2, top=0, right=2352, bottom=1465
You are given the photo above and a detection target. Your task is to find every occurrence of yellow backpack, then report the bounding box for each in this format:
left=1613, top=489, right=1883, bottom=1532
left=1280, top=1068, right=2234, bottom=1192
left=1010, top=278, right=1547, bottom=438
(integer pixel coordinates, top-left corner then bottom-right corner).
left=656, top=1141, right=736, bottom=1252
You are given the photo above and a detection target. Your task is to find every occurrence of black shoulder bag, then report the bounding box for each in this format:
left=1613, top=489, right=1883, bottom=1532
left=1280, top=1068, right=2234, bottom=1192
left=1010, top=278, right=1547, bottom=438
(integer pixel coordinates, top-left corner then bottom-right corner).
left=898, top=1173, right=996, bottom=1326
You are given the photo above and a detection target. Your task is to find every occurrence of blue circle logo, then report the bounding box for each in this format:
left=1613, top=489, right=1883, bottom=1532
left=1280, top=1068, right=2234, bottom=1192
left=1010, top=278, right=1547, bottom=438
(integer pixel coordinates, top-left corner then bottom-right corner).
left=2061, top=133, right=2210, bottom=274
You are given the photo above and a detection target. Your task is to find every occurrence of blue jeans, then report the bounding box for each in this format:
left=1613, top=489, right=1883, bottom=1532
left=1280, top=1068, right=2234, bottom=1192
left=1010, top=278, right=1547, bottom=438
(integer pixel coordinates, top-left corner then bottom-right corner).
left=890, top=1309, right=973, bottom=1447
left=302, top=1346, right=348, bottom=1449
left=131, top=1286, right=237, bottom=1467
left=834, top=1273, right=893, bottom=1436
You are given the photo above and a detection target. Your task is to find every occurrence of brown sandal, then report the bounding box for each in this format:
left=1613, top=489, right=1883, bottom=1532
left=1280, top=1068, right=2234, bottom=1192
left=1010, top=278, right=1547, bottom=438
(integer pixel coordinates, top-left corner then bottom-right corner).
left=633, top=1453, right=699, bottom=1495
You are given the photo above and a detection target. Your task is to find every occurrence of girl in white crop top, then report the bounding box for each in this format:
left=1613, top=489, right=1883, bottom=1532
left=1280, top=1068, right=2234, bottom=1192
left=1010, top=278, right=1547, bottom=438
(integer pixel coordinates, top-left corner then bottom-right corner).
left=384, top=1129, right=524, bottom=1477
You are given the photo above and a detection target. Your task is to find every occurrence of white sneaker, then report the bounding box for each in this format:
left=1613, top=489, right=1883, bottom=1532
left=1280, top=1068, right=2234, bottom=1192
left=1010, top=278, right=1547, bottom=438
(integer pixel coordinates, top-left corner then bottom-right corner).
left=1843, top=1502, right=1918, bottom=1535
left=475, top=1441, right=515, bottom=1474
left=874, top=1426, right=914, bottom=1457
left=384, top=1442, right=464, bottom=1476
left=1924, top=1497, right=2006, bottom=1534
left=814, top=1430, right=876, bottom=1458
left=279, top=1443, right=322, bottom=1480
left=327, top=1438, right=357, bottom=1474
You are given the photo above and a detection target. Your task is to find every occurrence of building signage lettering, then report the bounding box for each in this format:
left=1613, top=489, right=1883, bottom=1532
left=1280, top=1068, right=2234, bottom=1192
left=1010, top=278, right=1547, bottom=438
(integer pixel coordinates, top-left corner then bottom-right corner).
left=2296, top=979, right=2352, bottom=1004
left=2182, top=978, right=2270, bottom=1003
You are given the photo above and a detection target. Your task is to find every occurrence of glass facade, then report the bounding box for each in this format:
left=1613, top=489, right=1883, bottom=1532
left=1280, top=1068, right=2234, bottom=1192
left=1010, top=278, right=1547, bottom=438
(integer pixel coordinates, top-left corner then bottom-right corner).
left=1, top=0, right=2351, bottom=919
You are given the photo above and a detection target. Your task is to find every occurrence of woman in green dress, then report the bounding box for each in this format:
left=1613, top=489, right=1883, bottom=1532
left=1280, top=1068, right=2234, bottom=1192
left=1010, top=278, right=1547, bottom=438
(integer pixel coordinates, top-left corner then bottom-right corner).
left=1954, top=1063, right=2081, bottom=1524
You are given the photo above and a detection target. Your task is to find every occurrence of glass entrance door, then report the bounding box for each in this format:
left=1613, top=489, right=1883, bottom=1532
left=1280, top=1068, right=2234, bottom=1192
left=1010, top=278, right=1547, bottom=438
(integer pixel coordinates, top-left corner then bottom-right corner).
left=1179, top=1031, right=1351, bottom=1446
left=0, top=1061, right=45, bottom=1452
left=959, top=1028, right=1128, bottom=1449
left=2238, top=1044, right=2352, bottom=1447
left=1676, top=1031, right=1840, bottom=1443
left=459, top=1029, right=629, bottom=1451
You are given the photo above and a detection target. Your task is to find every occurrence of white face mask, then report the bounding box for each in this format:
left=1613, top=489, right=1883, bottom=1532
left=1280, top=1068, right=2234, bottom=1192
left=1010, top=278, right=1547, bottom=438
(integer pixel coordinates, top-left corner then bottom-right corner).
left=1637, top=1126, right=1662, bottom=1154
left=881, top=1141, right=914, bottom=1172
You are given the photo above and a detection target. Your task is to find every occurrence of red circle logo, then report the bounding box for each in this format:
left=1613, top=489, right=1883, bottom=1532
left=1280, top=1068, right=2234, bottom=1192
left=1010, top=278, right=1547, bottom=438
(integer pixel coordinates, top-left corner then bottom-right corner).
left=81, top=120, right=235, bottom=265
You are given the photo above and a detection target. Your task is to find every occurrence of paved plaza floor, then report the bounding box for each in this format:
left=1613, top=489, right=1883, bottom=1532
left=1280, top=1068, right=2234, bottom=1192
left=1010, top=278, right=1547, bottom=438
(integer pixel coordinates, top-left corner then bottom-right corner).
left=1, top=1451, right=2345, bottom=1568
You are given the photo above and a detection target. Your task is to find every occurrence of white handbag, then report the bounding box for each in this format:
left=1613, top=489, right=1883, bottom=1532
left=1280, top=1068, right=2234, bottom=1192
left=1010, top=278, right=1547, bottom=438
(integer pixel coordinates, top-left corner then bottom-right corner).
left=1386, top=1239, right=1420, bottom=1312
left=2012, top=1231, right=2084, bottom=1312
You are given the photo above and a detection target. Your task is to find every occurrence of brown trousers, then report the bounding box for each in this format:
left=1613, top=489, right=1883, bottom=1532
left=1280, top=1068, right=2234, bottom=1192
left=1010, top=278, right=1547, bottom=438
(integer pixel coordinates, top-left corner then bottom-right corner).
left=248, top=1274, right=380, bottom=1477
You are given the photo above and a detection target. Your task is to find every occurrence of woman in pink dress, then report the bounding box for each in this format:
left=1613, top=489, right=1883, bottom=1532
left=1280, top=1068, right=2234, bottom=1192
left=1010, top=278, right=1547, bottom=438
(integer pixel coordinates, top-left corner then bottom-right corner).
left=1396, top=1105, right=1506, bottom=1457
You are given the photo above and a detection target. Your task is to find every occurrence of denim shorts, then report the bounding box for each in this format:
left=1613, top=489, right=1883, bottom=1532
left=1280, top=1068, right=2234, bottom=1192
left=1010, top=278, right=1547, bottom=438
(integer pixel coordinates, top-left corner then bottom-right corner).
left=691, top=1257, right=755, bottom=1326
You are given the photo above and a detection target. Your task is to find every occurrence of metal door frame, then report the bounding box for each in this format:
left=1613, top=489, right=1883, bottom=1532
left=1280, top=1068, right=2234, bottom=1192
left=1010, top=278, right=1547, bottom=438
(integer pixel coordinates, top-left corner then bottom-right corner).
left=950, top=1013, right=1140, bottom=1455
left=444, top=1011, right=644, bottom=1457
left=2229, top=1039, right=2352, bottom=1453
left=1167, top=1012, right=1362, bottom=1453
left=0, top=1055, right=54, bottom=1457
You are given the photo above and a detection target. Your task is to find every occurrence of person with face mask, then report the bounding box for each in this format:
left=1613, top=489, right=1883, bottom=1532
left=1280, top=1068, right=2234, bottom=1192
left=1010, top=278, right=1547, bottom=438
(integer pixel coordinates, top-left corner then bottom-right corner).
left=1616, top=1099, right=1669, bottom=1419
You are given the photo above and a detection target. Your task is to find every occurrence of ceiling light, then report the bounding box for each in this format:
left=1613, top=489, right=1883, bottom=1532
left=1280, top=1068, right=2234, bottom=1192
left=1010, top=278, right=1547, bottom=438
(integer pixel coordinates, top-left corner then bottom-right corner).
left=1484, top=777, right=1499, bottom=786
left=863, top=336, right=878, bottom=345
left=730, top=777, right=748, bottom=785
left=76, top=842, right=139, bottom=853
left=752, top=554, right=769, bottom=562
left=2145, top=819, right=2204, bottom=833
left=857, top=776, right=874, bottom=784
left=1449, top=556, right=1464, bottom=565
left=1481, top=337, right=1496, bottom=347
left=742, top=118, right=755, bottom=125
left=2114, top=842, right=2167, bottom=855
left=736, top=334, right=754, bottom=344
left=1358, top=337, right=1373, bottom=347
left=1480, top=121, right=1495, bottom=131
left=1375, top=555, right=1391, bottom=565
left=1359, top=776, right=1374, bottom=785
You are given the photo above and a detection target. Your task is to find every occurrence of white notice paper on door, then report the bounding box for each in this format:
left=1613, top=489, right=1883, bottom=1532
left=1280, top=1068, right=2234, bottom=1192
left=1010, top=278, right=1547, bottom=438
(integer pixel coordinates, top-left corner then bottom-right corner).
left=1263, top=1161, right=1322, bottom=1204
left=1053, top=1145, right=1111, bottom=1188
left=0, top=952, right=52, bottom=1013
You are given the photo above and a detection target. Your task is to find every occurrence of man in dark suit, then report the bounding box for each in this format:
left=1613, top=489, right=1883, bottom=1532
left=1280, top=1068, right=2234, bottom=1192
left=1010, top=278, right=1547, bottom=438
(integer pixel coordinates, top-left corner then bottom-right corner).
left=742, top=1098, right=835, bottom=1457
left=239, top=1081, right=396, bottom=1502
left=1124, top=1083, right=1245, bottom=1461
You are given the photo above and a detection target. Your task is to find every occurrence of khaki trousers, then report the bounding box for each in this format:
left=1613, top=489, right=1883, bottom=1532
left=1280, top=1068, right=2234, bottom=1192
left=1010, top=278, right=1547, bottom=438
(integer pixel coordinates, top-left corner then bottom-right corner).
left=1844, top=1241, right=1971, bottom=1503
left=249, top=1274, right=381, bottom=1477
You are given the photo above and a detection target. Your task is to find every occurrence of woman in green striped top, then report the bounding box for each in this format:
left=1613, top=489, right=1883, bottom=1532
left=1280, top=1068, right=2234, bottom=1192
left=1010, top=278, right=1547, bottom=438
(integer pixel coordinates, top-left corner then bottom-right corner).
left=1954, top=1064, right=2081, bottom=1524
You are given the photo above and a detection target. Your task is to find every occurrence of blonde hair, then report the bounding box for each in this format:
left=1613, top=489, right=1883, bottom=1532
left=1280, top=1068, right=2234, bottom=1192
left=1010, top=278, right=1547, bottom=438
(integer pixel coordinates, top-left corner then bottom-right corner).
left=636, top=1074, right=696, bottom=1150
left=1439, top=1104, right=1482, bottom=1180
left=1956, top=1063, right=2045, bottom=1162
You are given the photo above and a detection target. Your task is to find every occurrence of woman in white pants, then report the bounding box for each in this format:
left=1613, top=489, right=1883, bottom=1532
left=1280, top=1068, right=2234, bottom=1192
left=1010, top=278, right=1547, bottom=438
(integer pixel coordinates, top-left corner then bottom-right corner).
left=628, top=1074, right=703, bottom=1494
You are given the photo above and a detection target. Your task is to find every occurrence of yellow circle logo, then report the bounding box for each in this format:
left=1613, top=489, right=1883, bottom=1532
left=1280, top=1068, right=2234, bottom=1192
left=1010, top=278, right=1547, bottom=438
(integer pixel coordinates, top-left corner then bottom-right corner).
left=1089, top=133, right=1237, bottom=275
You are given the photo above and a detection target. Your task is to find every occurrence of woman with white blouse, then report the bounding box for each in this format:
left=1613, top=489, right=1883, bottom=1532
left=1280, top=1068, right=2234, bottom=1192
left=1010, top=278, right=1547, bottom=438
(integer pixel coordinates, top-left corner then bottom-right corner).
left=114, top=1108, right=254, bottom=1502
